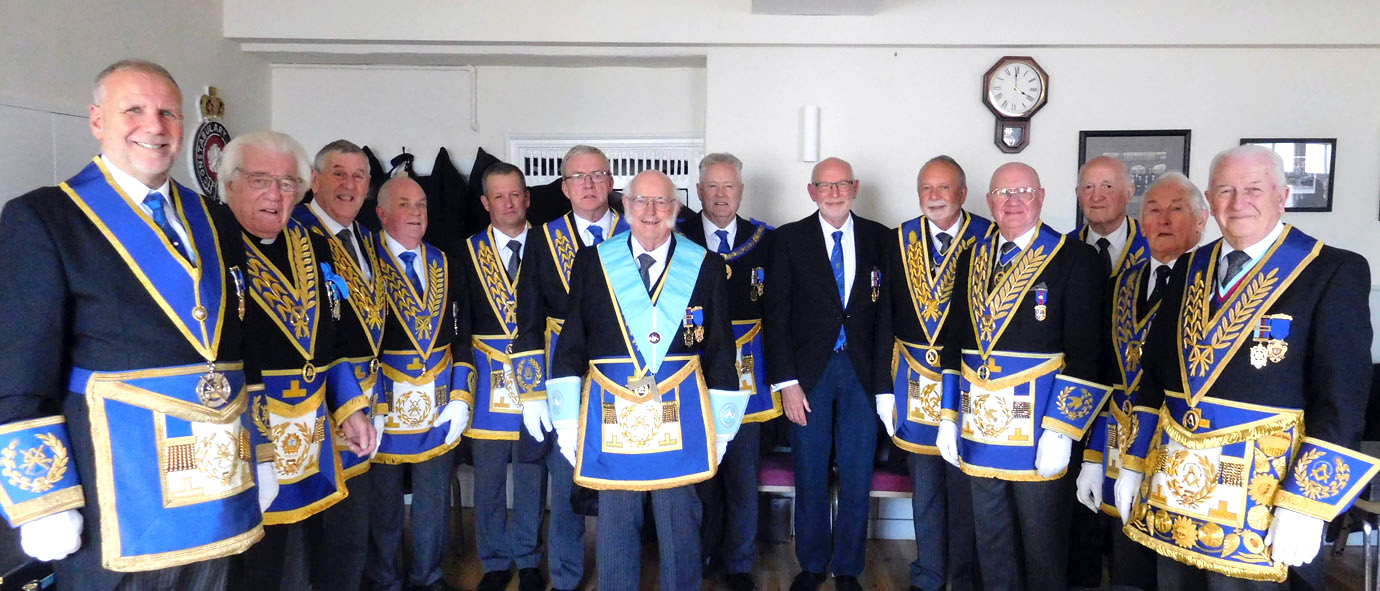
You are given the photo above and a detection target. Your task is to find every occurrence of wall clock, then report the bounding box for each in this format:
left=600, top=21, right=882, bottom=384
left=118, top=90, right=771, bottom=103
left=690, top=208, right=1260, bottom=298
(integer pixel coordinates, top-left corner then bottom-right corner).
left=982, top=56, right=1049, bottom=153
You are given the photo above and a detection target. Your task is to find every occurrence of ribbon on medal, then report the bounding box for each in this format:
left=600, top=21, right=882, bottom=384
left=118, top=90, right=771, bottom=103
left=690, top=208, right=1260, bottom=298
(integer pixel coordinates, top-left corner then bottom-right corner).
left=1249, top=314, right=1292, bottom=369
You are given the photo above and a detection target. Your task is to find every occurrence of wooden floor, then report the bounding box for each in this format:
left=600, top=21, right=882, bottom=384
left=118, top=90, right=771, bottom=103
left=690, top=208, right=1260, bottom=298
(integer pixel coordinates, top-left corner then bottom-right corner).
left=441, top=508, right=1375, bottom=591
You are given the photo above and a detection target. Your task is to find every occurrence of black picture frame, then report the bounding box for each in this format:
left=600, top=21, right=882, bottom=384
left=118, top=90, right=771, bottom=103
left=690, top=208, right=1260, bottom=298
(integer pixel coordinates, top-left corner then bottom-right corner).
left=1238, top=138, right=1336, bottom=213
left=1075, top=129, right=1192, bottom=226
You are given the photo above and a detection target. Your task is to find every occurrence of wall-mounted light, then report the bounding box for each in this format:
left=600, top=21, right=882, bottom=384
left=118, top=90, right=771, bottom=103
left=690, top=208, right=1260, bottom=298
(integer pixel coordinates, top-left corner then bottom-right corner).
left=801, top=105, right=820, bottom=162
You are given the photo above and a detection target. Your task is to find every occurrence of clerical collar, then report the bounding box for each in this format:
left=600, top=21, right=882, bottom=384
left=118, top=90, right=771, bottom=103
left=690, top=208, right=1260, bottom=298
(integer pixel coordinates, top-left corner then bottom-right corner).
left=101, top=154, right=171, bottom=200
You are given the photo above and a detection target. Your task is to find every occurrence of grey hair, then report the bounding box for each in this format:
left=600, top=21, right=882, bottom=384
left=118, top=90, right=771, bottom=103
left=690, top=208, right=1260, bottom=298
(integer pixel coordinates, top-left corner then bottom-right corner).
left=697, top=153, right=743, bottom=179
left=1209, top=144, right=1287, bottom=191
left=1078, top=155, right=1134, bottom=194
left=482, top=161, right=527, bottom=194
left=93, top=59, right=179, bottom=104
left=917, top=154, right=967, bottom=189
left=216, top=130, right=312, bottom=205
left=626, top=169, right=681, bottom=230
left=561, top=144, right=610, bottom=177
left=312, top=139, right=366, bottom=173
left=1144, top=172, right=1209, bottom=218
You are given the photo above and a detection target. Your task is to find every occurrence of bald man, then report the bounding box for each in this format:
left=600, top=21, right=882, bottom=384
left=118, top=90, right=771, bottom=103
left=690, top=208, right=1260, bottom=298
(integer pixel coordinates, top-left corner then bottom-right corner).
left=366, top=175, right=475, bottom=591
left=1071, top=155, right=1150, bottom=278
left=935, top=162, right=1110, bottom=591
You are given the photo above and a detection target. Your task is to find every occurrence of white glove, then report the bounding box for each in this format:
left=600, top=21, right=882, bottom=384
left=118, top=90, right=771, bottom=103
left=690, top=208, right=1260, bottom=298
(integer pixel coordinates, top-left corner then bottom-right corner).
left=875, top=394, right=896, bottom=438
left=1034, top=431, right=1072, bottom=478
left=553, top=418, right=578, bottom=468
left=1266, top=507, right=1325, bottom=566
left=19, top=509, right=83, bottom=561
left=1114, top=469, right=1144, bottom=525
left=522, top=400, right=553, bottom=442
left=369, top=413, right=386, bottom=460
left=936, top=420, right=960, bottom=467
left=256, top=462, right=279, bottom=514
left=436, top=401, right=471, bottom=446
left=1074, top=461, right=1104, bottom=513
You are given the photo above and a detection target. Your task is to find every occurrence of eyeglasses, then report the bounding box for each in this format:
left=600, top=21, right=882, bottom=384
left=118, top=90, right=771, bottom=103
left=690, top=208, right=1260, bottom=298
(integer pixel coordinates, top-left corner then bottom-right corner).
left=237, top=168, right=303, bottom=193
left=562, top=171, right=612, bottom=185
left=812, top=180, right=856, bottom=192
left=987, top=187, right=1041, bottom=202
left=627, top=195, right=676, bottom=210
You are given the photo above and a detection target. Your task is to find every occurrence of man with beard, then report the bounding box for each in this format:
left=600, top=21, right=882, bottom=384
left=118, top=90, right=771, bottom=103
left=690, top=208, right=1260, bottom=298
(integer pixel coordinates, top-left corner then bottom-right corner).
left=548, top=169, right=748, bottom=591
left=220, top=131, right=377, bottom=591
left=512, top=145, right=629, bottom=591
left=291, top=139, right=389, bottom=591
left=0, top=59, right=273, bottom=591
left=874, top=155, right=990, bottom=591
left=676, top=153, right=778, bottom=591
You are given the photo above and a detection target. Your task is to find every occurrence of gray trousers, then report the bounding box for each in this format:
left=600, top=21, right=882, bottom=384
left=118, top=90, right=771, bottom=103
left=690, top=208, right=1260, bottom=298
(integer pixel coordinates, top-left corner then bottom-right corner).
left=115, top=558, right=228, bottom=591
left=970, top=475, right=1071, bottom=591
left=908, top=453, right=980, bottom=591
left=546, top=447, right=587, bottom=589
left=314, top=467, right=378, bottom=591
left=366, top=449, right=458, bottom=590
left=472, top=438, right=546, bottom=573
left=695, top=421, right=762, bottom=575
left=597, top=486, right=702, bottom=591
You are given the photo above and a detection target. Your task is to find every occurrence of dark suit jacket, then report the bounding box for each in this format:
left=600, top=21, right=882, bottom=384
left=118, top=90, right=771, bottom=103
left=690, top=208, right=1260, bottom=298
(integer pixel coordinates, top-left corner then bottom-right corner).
left=376, top=237, right=474, bottom=393
left=512, top=213, right=590, bottom=357
left=941, top=225, right=1107, bottom=388
left=676, top=212, right=773, bottom=323
left=550, top=235, right=737, bottom=392
left=1135, top=239, right=1372, bottom=448
left=0, top=182, right=249, bottom=591
left=764, top=211, right=890, bottom=395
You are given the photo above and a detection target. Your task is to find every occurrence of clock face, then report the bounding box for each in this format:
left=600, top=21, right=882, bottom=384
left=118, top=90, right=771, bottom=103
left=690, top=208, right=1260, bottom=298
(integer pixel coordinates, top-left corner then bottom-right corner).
left=986, top=61, right=1045, bottom=118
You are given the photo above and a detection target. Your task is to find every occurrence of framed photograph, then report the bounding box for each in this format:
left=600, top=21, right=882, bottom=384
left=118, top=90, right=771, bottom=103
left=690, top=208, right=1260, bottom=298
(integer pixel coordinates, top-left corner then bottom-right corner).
left=1238, top=138, right=1335, bottom=212
left=1076, top=129, right=1191, bottom=225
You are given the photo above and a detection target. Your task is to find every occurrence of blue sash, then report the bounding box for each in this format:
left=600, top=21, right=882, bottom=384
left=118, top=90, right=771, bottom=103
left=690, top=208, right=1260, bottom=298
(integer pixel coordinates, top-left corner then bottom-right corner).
left=966, top=224, right=1064, bottom=357
left=242, top=219, right=320, bottom=360
left=1075, top=217, right=1149, bottom=277
left=61, top=158, right=228, bottom=362
left=596, top=234, right=706, bottom=375
left=376, top=234, right=450, bottom=358
left=1112, top=259, right=1160, bottom=394
left=543, top=212, right=629, bottom=293
left=1175, top=228, right=1320, bottom=405
left=900, top=212, right=990, bottom=346
left=467, top=227, right=524, bottom=334
left=292, top=207, right=386, bottom=354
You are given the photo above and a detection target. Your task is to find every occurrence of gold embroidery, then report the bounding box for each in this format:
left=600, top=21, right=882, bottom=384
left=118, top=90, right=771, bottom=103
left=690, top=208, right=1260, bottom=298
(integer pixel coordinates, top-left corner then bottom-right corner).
left=243, top=226, right=320, bottom=360
left=1292, top=449, right=1348, bottom=500
left=1055, top=386, right=1094, bottom=422
left=1182, top=268, right=1280, bottom=378
left=970, top=242, right=1051, bottom=348
left=1167, top=449, right=1218, bottom=509
left=0, top=434, right=70, bottom=493
left=326, top=236, right=385, bottom=343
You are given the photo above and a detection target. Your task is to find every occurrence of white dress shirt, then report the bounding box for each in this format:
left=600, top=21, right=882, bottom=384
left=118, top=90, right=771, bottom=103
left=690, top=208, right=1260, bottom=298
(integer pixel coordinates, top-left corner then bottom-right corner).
left=1218, top=221, right=1284, bottom=293
left=997, top=224, right=1039, bottom=255
left=492, top=225, right=529, bottom=276
left=819, top=212, right=856, bottom=307
left=1084, top=216, right=1130, bottom=271
left=383, top=232, right=426, bottom=296
left=573, top=208, right=616, bottom=246
left=308, top=199, right=371, bottom=280
left=103, top=155, right=196, bottom=264
left=630, top=233, right=673, bottom=290
left=928, top=216, right=960, bottom=256
left=702, top=216, right=738, bottom=253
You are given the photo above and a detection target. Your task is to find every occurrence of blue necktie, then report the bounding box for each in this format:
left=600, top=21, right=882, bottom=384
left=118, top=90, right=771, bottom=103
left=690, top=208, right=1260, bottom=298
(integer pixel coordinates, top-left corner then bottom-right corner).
left=715, top=229, right=731, bottom=254
left=588, top=225, right=604, bottom=246
left=831, top=230, right=846, bottom=351
left=144, top=191, right=191, bottom=264
left=398, top=251, right=424, bottom=296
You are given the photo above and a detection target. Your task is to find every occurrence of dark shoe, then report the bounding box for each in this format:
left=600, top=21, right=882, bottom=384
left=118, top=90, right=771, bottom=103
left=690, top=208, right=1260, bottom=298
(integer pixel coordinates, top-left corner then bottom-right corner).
left=517, top=567, right=544, bottom=591
left=407, top=581, right=460, bottom=591
left=702, top=554, right=722, bottom=578
left=477, top=569, right=513, bottom=591
left=726, top=572, right=757, bottom=591
left=834, top=576, right=863, bottom=591
left=789, top=571, right=827, bottom=591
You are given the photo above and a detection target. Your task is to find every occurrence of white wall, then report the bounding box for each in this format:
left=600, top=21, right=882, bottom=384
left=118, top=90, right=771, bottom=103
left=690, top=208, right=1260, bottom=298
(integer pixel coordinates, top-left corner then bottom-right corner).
left=270, top=64, right=705, bottom=175
left=0, top=0, right=269, bottom=204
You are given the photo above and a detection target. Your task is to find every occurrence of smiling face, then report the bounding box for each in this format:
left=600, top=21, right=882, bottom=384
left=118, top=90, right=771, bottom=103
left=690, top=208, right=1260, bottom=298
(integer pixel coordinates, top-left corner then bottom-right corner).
left=1077, top=157, right=1132, bottom=234
left=90, top=69, right=184, bottom=188
left=1209, top=152, right=1287, bottom=250
left=310, top=151, right=370, bottom=227
left=561, top=152, right=613, bottom=221
left=377, top=177, right=428, bottom=250
left=1140, top=182, right=1206, bottom=263
left=697, top=162, right=743, bottom=228
left=986, top=163, right=1045, bottom=240
left=917, top=160, right=967, bottom=230
left=626, top=171, right=678, bottom=251
left=226, top=146, right=299, bottom=239
left=807, top=157, right=858, bottom=228
left=481, top=172, right=530, bottom=237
